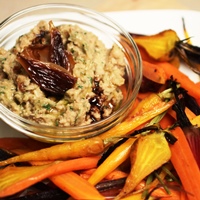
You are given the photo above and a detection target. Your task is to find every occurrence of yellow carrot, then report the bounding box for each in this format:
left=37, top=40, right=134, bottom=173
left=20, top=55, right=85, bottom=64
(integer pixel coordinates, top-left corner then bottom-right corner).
left=191, top=115, right=200, bottom=126
left=130, top=93, right=167, bottom=117
left=0, top=136, right=104, bottom=166
left=0, top=164, right=49, bottom=198
left=88, top=138, right=136, bottom=185
left=100, top=98, right=175, bottom=142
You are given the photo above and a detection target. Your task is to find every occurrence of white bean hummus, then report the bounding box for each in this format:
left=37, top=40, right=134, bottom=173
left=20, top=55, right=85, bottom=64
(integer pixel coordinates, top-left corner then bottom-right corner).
left=0, top=21, right=126, bottom=127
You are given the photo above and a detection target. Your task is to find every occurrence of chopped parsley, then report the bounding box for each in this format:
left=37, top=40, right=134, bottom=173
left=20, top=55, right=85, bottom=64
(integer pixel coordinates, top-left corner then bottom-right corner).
left=88, top=77, right=93, bottom=84
left=78, top=85, right=83, bottom=89
left=0, top=86, right=5, bottom=94
left=42, top=103, right=52, bottom=111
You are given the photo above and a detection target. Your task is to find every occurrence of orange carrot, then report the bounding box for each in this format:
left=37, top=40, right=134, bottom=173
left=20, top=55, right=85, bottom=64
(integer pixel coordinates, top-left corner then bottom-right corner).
left=168, top=107, right=196, bottom=121
left=50, top=172, right=104, bottom=200
left=151, top=185, right=188, bottom=200
left=0, top=138, right=50, bottom=153
left=143, top=60, right=167, bottom=84
left=105, top=170, right=128, bottom=180
left=0, top=156, right=99, bottom=198
left=80, top=168, right=128, bottom=181
left=120, top=182, right=187, bottom=200
left=79, top=168, right=96, bottom=180
left=170, top=126, right=200, bottom=200
left=160, top=113, right=175, bottom=129
left=80, top=168, right=96, bottom=176
left=157, top=61, right=200, bottom=104
left=160, top=114, right=200, bottom=199
left=196, top=82, right=200, bottom=88
left=137, top=92, right=153, bottom=101
left=120, top=192, right=143, bottom=200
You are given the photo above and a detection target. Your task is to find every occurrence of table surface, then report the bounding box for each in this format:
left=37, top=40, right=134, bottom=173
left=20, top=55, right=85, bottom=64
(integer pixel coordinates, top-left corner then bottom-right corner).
left=0, top=0, right=200, bottom=22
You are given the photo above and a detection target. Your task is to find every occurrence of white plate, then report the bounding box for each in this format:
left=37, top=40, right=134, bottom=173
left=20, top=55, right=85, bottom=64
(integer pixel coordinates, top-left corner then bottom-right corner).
left=106, top=9, right=200, bottom=82
left=0, top=9, right=200, bottom=138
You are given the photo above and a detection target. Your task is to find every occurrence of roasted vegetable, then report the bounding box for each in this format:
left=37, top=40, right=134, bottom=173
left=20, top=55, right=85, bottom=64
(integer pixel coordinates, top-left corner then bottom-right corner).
left=88, top=137, right=136, bottom=186
left=170, top=126, right=200, bottom=200
left=0, top=156, right=100, bottom=198
left=171, top=80, right=200, bottom=168
left=50, top=172, right=104, bottom=200
left=140, top=60, right=168, bottom=93
left=131, top=26, right=200, bottom=75
left=115, top=132, right=171, bottom=199
left=175, top=38, right=200, bottom=74
left=0, top=137, right=104, bottom=166
left=156, top=61, right=200, bottom=104
left=131, top=29, right=179, bottom=61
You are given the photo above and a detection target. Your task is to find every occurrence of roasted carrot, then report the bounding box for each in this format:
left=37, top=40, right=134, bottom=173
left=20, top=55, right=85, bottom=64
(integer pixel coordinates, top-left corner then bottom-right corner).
left=80, top=168, right=96, bottom=175
left=50, top=172, right=104, bottom=200
left=125, top=187, right=186, bottom=200
left=88, top=138, right=136, bottom=185
left=79, top=173, right=91, bottom=180
left=29, top=160, right=54, bottom=166
left=196, top=81, right=200, bottom=88
left=150, top=184, right=187, bottom=200
left=137, top=91, right=153, bottom=101
left=130, top=92, right=168, bottom=117
left=190, top=115, right=200, bottom=126
left=142, top=60, right=167, bottom=84
left=0, top=156, right=100, bottom=198
left=82, top=168, right=128, bottom=181
left=157, top=61, right=200, bottom=104
left=121, top=182, right=187, bottom=200
left=168, top=107, right=196, bottom=121
left=80, top=168, right=128, bottom=181
left=0, top=136, right=104, bottom=166
left=170, top=126, right=200, bottom=200
left=120, top=192, right=144, bottom=200
left=0, top=137, right=50, bottom=152
left=105, top=170, right=128, bottom=180
left=0, top=164, right=49, bottom=198
left=160, top=113, right=175, bottom=129
left=100, top=95, right=175, bottom=141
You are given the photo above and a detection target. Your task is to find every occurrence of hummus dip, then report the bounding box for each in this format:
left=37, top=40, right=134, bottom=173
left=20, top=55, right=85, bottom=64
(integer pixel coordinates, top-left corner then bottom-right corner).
left=0, top=21, right=126, bottom=127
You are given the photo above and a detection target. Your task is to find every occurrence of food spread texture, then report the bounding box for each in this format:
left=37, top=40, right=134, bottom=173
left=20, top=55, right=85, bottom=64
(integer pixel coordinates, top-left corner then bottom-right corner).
left=0, top=21, right=126, bottom=127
